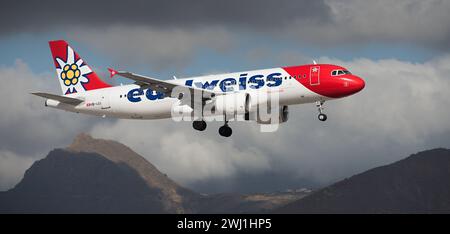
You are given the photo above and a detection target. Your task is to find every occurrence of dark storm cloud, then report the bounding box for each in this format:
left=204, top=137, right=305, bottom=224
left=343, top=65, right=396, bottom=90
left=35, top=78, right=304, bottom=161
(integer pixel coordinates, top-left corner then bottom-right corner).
left=312, top=0, right=450, bottom=49
left=0, top=0, right=331, bottom=35
left=3, top=0, right=450, bottom=50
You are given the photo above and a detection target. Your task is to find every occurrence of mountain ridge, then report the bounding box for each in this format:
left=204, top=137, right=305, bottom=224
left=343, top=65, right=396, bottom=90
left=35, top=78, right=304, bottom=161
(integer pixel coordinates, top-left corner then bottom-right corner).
left=66, top=133, right=197, bottom=213
left=275, top=148, right=450, bottom=213
left=0, top=149, right=166, bottom=213
left=2, top=133, right=448, bottom=213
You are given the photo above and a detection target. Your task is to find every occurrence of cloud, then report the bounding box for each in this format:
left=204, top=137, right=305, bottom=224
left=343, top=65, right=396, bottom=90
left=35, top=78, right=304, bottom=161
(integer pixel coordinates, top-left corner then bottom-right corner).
left=304, top=0, right=450, bottom=48
left=69, top=26, right=234, bottom=71
left=0, top=60, right=99, bottom=157
left=0, top=0, right=330, bottom=35
left=90, top=120, right=271, bottom=184
left=2, top=0, right=450, bottom=51
left=322, top=56, right=450, bottom=143
left=0, top=151, right=34, bottom=190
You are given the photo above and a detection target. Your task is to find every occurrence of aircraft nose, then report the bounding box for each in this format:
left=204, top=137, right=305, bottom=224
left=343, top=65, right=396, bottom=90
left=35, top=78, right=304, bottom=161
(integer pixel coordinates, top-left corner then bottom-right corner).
left=351, top=76, right=365, bottom=93
left=341, top=75, right=365, bottom=96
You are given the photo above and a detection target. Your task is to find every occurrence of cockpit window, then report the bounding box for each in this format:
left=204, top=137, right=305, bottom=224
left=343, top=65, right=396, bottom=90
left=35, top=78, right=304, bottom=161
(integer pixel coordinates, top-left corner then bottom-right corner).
left=331, top=69, right=351, bottom=76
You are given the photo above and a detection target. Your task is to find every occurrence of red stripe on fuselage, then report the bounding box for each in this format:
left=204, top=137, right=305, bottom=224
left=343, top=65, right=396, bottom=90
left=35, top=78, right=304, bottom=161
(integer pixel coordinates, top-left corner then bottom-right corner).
left=282, top=64, right=353, bottom=98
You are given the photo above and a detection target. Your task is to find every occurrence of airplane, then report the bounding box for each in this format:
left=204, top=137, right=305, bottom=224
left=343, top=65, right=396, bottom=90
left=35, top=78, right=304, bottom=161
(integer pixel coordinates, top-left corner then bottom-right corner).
left=32, top=40, right=365, bottom=137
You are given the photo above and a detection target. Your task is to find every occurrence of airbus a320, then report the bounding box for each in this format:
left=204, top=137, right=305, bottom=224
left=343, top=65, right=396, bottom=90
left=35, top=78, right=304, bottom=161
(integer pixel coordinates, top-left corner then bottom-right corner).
left=33, top=40, right=365, bottom=137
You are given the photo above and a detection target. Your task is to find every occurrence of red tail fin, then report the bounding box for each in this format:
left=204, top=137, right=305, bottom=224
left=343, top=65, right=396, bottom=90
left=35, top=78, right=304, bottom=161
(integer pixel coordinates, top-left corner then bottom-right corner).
left=49, top=40, right=111, bottom=95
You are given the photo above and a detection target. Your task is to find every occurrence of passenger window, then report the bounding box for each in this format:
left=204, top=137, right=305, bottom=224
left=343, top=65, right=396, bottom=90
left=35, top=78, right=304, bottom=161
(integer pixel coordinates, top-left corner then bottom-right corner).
left=338, top=70, right=345, bottom=75
left=332, top=70, right=337, bottom=76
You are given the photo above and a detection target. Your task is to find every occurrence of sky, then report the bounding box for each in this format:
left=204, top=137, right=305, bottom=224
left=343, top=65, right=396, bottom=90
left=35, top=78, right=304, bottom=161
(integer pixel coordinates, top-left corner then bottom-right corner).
left=0, top=0, right=450, bottom=193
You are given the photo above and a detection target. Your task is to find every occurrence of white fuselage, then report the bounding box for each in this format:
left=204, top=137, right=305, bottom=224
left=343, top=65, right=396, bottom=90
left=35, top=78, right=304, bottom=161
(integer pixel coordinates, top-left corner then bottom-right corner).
left=46, top=67, right=327, bottom=120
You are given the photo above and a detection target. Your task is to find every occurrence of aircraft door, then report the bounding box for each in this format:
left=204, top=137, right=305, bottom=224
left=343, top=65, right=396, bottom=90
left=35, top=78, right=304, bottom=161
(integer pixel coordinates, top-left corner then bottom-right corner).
left=101, top=93, right=111, bottom=109
left=310, top=66, right=320, bottom=85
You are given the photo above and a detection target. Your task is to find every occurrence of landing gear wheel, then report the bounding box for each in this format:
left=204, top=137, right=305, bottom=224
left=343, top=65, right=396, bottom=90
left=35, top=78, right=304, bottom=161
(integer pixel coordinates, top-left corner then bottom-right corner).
left=193, top=120, right=207, bottom=131
left=219, top=125, right=232, bottom=137
left=316, top=101, right=327, bottom=122
left=318, top=113, right=327, bottom=121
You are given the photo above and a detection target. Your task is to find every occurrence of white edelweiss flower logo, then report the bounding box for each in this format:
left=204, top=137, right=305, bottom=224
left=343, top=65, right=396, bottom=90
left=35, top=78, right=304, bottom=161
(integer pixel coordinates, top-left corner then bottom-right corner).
left=55, top=46, right=92, bottom=94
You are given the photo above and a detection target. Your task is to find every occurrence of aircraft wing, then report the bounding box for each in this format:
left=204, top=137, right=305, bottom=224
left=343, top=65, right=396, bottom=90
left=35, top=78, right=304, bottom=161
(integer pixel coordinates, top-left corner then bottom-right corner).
left=109, top=68, right=219, bottom=99
left=31, top=92, right=84, bottom=105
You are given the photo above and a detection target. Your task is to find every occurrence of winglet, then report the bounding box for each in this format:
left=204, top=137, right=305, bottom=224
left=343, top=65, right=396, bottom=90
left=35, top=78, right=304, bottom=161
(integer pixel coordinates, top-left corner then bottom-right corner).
left=108, top=68, right=118, bottom=78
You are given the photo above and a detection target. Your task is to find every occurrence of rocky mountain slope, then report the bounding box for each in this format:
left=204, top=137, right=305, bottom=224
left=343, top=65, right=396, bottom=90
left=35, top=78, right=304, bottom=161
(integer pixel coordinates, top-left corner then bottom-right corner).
left=66, top=133, right=198, bottom=213
left=0, top=149, right=168, bottom=213
left=276, top=148, right=450, bottom=213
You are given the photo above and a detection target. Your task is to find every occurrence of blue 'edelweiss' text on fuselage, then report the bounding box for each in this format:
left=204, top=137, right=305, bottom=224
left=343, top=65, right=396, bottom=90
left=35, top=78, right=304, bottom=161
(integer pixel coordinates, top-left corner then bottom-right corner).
left=127, top=72, right=283, bottom=103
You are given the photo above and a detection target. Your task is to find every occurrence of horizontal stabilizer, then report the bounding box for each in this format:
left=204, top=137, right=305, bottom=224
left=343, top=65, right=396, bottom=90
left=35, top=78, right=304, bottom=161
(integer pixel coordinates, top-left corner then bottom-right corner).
left=31, top=92, right=84, bottom=105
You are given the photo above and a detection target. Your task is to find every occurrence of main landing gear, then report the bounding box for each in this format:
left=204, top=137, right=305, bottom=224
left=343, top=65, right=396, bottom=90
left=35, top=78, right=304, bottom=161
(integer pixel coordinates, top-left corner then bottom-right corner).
left=193, top=120, right=207, bottom=131
left=316, top=101, right=327, bottom=121
left=218, top=122, right=232, bottom=137
left=193, top=119, right=233, bottom=137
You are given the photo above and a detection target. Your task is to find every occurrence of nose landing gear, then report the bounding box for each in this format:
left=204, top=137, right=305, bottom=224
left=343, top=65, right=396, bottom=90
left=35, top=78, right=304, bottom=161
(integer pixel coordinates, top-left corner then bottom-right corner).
left=318, top=113, right=327, bottom=121
left=316, top=101, right=327, bottom=121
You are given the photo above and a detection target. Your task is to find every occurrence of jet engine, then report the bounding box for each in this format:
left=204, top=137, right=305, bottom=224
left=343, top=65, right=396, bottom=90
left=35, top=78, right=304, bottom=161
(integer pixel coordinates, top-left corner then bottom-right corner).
left=254, top=105, right=289, bottom=124
left=212, top=93, right=251, bottom=117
